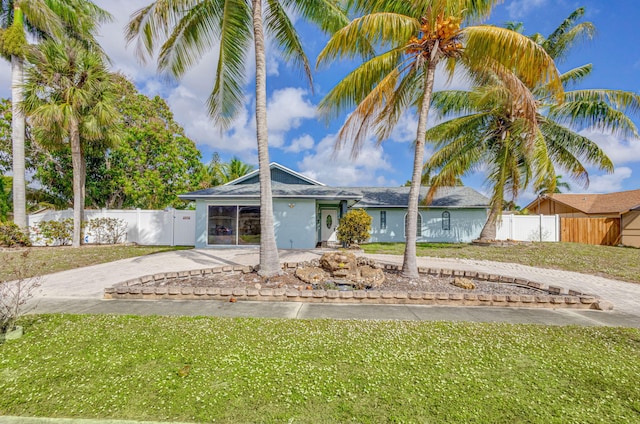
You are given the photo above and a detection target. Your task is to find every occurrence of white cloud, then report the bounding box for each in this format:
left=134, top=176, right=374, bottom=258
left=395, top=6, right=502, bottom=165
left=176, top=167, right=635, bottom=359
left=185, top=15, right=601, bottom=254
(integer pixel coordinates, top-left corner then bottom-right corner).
left=267, top=87, right=317, bottom=148
left=285, top=134, right=315, bottom=153
left=584, top=167, right=633, bottom=193
left=579, top=129, right=640, bottom=166
left=297, top=133, right=392, bottom=186
left=506, top=0, right=548, bottom=19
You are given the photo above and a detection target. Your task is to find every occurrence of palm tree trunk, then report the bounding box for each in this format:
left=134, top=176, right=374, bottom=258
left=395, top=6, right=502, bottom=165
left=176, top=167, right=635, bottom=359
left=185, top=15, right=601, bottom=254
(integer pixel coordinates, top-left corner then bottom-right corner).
left=478, top=203, right=500, bottom=241
left=70, top=119, right=84, bottom=248
left=402, top=58, right=438, bottom=279
left=252, top=0, right=280, bottom=277
left=11, top=55, right=27, bottom=229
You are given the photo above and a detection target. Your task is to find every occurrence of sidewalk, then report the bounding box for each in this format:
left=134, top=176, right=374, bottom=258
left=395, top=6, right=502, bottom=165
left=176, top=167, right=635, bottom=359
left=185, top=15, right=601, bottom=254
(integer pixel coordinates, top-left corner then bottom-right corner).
left=27, top=249, right=640, bottom=328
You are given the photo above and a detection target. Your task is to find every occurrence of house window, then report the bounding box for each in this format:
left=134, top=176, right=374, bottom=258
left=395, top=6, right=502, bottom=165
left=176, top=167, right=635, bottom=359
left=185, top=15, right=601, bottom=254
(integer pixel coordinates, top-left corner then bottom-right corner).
left=208, top=205, right=260, bottom=245
left=442, top=211, right=451, bottom=231
left=404, top=212, right=422, bottom=237
left=380, top=211, right=386, bottom=230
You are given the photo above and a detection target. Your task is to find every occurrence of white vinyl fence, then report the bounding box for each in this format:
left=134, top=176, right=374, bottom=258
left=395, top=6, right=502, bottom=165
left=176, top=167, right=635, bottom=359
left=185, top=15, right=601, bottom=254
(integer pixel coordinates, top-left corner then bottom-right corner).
left=496, top=214, right=560, bottom=242
left=27, top=208, right=196, bottom=246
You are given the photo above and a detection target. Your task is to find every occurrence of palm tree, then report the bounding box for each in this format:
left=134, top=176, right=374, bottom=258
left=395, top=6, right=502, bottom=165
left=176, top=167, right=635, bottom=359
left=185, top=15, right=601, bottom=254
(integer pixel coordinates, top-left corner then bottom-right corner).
left=537, top=175, right=571, bottom=195
left=204, top=154, right=255, bottom=187
left=21, top=38, right=122, bottom=247
left=0, top=0, right=111, bottom=229
left=126, top=0, right=348, bottom=277
left=317, top=0, right=562, bottom=277
left=423, top=8, right=638, bottom=241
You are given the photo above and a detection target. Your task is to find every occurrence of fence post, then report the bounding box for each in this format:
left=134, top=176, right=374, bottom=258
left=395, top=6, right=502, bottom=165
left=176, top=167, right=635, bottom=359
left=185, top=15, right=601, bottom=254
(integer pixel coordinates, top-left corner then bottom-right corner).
left=136, top=208, right=141, bottom=244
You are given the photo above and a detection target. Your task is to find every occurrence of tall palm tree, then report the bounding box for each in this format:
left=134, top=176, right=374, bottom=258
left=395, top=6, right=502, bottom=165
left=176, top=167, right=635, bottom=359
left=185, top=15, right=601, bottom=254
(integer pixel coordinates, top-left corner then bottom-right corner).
left=537, top=174, right=571, bottom=195
left=126, top=0, right=348, bottom=277
left=21, top=38, right=122, bottom=247
left=317, top=0, right=562, bottom=277
left=423, top=8, right=639, bottom=241
left=0, top=0, right=111, bottom=229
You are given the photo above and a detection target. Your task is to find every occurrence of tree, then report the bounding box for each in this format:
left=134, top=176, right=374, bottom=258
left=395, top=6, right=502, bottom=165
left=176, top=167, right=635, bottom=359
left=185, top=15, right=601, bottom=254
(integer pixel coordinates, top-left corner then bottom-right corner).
left=317, top=0, right=561, bottom=277
left=537, top=175, right=571, bottom=195
left=203, top=155, right=255, bottom=187
left=126, top=0, right=348, bottom=277
left=30, top=74, right=205, bottom=210
left=423, top=8, right=638, bottom=240
left=0, top=0, right=111, bottom=228
left=21, top=38, right=123, bottom=247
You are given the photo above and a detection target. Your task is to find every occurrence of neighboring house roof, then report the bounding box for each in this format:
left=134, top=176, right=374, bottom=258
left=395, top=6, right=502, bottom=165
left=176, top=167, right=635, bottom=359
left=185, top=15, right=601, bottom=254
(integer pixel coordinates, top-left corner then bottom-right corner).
left=225, top=162, right=325, bottom=186
left=181, top=183, right=489, bottom=209
left=525, top=189, right=640, bottom=214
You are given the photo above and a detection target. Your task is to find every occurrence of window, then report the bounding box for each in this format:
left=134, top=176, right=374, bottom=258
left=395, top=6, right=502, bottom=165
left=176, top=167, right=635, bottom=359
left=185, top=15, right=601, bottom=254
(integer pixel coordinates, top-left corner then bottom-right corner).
left=442, top=211, right=451, bottom=231
left=380, top=211, right=386, bottom=230
left=208, top=205, right=260, bottom=245
left=404, top=212, right=422, bottom=237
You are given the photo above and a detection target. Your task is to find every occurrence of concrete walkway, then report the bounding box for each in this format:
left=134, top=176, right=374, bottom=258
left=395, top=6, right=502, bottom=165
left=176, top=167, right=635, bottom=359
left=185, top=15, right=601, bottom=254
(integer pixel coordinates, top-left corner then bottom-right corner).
left=27, top=249, right=640, bottom=328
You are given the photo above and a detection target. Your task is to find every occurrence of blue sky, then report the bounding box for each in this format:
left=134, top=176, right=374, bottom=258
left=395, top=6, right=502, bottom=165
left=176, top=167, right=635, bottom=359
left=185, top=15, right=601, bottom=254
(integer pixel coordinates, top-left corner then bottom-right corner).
left=1, top=0, right=638, bottom=206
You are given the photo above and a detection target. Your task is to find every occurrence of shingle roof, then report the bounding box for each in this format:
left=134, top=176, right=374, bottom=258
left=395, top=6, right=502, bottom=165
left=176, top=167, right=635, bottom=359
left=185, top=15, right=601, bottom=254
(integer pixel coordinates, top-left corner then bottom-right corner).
left=353, top=186, right=489, bottom=208
left=181, top=183, right=489, bottom=208
left=532, top=189, right=640, bottom=214
left=180, top=182, right=362, bottom=200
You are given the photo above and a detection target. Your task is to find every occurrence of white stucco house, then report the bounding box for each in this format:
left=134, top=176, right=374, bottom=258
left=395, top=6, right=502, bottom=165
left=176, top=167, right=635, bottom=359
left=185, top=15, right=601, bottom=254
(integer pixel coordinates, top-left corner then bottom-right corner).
left=179, top=163, right=489, bottom=249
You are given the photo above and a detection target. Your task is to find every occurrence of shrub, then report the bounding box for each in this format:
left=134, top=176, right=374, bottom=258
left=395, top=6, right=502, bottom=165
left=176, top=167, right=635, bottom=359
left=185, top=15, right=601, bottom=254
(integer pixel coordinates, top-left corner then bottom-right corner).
left=34, top=218, right=74, bottom=246
left=87, top=217, right=127, bottom=244
left=337, top=209, right=372, bottom=246
left=0, top=222, right=31, bottom=248
left=1, top=251, right=41, bottom=334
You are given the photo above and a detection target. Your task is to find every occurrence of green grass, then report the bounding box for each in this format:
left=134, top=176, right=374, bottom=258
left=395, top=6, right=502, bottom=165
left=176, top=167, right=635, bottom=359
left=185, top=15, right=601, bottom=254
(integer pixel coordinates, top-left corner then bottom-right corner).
left=1, top=315, right=639, bottom=423
left=0, top=245, right=190, bottom=280
left=362, top=242, right=640, bottom=283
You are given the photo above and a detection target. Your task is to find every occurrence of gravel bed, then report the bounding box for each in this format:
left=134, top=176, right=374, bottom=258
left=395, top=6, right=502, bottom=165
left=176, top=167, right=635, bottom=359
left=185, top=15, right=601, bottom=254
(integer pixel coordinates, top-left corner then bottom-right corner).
left=132, top=269, right=542, bottom=296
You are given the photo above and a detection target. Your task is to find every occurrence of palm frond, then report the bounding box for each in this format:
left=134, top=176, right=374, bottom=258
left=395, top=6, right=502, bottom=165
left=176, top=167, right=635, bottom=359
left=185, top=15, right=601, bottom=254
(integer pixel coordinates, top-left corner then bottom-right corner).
left=316, top=12, right=416, bottom=67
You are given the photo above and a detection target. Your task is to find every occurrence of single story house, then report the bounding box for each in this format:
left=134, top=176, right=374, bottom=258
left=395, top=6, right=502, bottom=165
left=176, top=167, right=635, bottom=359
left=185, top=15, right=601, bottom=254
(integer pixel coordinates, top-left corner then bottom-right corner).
left=524, top=189, right=640, bottom=247
left=179, top=163, right=489, bottom=249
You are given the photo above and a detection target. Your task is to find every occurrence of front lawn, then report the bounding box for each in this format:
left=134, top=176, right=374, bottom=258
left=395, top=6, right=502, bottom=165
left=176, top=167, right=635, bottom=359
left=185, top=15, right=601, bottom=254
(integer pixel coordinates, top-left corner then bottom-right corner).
left=0, top=245, right=190, bottom=281
left=362, top=242, right=640, bottom=283
left=1, top=315, right=639, bottom=423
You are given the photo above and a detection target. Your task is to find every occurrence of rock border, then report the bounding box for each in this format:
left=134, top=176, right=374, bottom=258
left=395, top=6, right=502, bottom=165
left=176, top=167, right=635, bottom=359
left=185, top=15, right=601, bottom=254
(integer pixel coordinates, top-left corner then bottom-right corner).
left=103, top=262, right=612, bottom=311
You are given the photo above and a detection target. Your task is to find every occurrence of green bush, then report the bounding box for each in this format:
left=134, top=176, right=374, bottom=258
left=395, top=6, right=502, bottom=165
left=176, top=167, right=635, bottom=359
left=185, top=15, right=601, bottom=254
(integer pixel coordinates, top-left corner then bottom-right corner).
left=34, top=218, right=74, bottom=246
left=0, top=222, right=31, bottom=247
left=337, top=209, right=372, bottom=246
left=87, top=217, right=127, bottom=244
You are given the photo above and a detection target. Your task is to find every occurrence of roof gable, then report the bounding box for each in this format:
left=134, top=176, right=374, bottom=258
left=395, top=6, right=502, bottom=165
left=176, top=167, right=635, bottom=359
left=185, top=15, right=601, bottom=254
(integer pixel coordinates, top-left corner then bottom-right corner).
left=225, top=163, right=325, bottom=186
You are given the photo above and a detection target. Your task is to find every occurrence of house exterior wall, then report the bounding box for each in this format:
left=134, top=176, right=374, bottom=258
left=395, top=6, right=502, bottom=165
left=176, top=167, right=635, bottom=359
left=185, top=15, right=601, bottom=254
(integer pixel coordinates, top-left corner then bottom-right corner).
left=273, top=199, right=317, bottom=249
left=622, top=210, right=640, bottom=248
left=529, top=198, right=620, bottom=218
left=366, top=208, right=487, bottom=243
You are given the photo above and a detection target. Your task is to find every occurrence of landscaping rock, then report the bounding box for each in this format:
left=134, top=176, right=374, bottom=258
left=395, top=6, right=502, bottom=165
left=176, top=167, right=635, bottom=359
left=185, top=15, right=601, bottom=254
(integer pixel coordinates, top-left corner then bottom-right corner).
left=358, top=265, right=385, bottom=288
left=451, top=277, right=476, bottom=290
left=295, top=266, right=328, bottom=284
left=320, top=252, right=358, bottom=279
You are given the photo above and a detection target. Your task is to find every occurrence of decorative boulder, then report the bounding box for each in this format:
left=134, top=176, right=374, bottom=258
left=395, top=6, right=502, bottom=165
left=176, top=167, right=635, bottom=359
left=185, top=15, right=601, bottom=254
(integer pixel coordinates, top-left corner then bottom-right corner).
left=358, top=266, right=385, bottom=288
left=295, top=267, right=328, bottom=284
left=451, top=277, right=476, bottom=290
left=320, top=252, right=358, bottom=280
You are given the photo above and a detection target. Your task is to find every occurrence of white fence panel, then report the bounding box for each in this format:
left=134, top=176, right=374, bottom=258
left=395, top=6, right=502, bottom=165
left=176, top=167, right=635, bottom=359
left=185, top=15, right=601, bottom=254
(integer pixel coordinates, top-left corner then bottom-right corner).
left=496, top=214, right=560, bottom=242
left=27, top=209, right=195, bottom=246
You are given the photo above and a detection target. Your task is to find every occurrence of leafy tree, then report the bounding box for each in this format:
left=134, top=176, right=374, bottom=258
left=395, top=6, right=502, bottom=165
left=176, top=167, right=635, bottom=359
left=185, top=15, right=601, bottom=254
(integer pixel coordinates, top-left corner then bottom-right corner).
left=317, top=0, right=561, bottom=277
left=0, top=175, right=10, bottom=221
left=423, top=8, right=638, bottom=240
left=127, top=0, right=348, bottom=277
left=0, top=0, right=111, bottom=228
left=21, top=38, right=123, bottom=247
left=31, top=74, right=206, bottom=209
left=0, top=98, right=11, bottom=174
